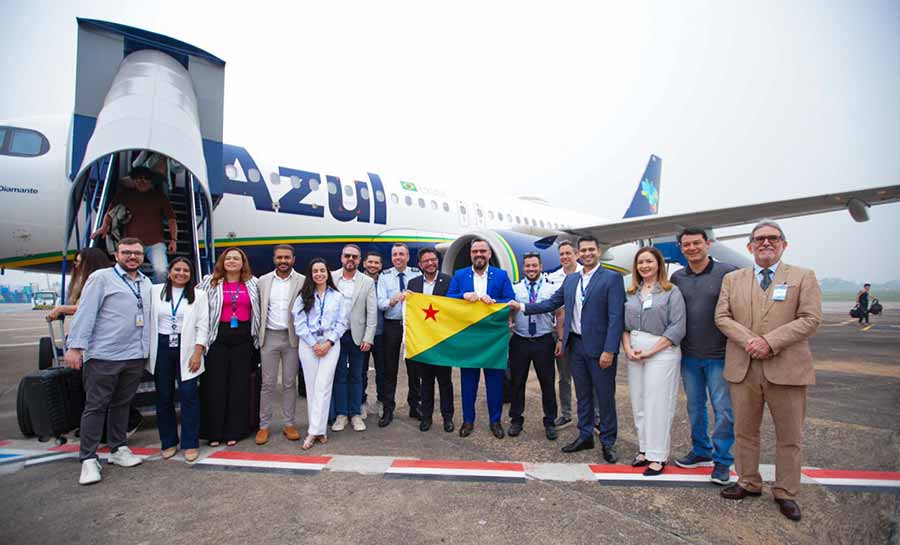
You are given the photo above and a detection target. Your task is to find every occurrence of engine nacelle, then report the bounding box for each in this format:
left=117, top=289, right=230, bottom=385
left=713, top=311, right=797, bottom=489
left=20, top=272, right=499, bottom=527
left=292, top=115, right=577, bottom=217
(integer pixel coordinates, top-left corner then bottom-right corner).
left=440, top=230, right=564, bottom=283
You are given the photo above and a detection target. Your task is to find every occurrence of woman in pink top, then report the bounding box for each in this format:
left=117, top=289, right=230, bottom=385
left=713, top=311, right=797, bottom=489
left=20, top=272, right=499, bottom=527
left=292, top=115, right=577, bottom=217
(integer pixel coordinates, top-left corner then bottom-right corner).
left=198, top=247, right=261, bottom=446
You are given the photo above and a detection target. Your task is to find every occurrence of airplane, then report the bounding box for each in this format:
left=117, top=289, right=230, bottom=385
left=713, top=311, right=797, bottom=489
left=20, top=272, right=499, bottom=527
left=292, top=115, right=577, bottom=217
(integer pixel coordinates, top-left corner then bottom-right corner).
left=1, top=17, right=899, bottom=308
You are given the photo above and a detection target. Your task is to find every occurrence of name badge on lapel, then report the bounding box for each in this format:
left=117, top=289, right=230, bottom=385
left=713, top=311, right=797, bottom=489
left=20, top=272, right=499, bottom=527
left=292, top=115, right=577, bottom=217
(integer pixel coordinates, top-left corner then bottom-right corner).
left=772, top=284, right=788, bottom=301
left=169, top=334, right=180, bottom=348
left=642, top=298, right=653, bottom=310
left=135, top=314, right=144, bottom=327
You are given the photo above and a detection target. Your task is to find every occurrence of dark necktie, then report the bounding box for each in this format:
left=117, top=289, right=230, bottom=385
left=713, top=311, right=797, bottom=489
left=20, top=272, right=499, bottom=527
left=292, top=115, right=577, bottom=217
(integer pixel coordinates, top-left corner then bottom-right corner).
left=528, top=282, right=537, bottom=335
left=760, top=268, right=772, bottom=290
left=398, top=272, right=406, bottom=291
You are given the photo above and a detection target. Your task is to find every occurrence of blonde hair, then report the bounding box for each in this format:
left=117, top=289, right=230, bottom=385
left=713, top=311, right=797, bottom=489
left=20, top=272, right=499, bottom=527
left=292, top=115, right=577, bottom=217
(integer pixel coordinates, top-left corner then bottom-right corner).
left=210, top=247, right=252, bottom=287
left=627, top=247, right=673, bottom=295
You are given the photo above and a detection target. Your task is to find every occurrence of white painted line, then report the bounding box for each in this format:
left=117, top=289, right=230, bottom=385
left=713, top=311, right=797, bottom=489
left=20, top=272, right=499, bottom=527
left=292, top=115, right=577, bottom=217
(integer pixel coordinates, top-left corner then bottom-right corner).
left=386, top=466, right=524, bottom=479
left=807, top=477, right=900, bottom=488
left=196, top=457, right=327, bottom=472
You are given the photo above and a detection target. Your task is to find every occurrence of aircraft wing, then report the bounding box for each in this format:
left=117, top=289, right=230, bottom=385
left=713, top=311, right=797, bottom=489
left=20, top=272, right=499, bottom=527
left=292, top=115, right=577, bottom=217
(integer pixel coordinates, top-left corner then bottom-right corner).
left=568, top=184, right=900, bottom=246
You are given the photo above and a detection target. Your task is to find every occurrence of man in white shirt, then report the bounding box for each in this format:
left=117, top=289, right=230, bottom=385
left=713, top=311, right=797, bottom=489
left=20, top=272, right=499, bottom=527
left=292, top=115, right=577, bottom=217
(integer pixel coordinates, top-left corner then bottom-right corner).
left=256, top=245, right=305, bottom=445
left=544, top=240, right=582, bottom=430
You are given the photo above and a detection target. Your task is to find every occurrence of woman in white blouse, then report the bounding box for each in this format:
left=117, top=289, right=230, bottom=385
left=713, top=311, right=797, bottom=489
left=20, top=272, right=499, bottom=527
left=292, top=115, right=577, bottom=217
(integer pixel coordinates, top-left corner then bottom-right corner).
left=147, top=258, right=209, bottom=462
left=292, top=258, right=349, bottom=450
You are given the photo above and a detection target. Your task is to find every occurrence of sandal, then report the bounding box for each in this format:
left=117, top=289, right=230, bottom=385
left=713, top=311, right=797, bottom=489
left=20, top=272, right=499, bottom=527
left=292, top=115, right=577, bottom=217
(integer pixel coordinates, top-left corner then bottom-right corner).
left=631, top=452, right=649, bottom=467
left=301, top=436, right=315, bottom=450
left=643, top=461, right=666, bottom=476
left=209, top=441, right=221, bottom=448
left=315, top=435, right=328, bottom=445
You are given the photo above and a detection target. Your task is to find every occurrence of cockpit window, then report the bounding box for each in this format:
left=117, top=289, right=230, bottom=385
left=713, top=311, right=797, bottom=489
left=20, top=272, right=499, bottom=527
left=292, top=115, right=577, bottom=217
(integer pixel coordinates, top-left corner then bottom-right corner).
left=0, top=126, right=50, bottom=157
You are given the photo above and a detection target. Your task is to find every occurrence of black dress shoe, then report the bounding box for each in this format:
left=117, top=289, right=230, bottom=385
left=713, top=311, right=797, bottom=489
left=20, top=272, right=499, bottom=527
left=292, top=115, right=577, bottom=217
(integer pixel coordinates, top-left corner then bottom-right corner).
left=601, top=444, right=618, bottom=464
left=443, top=420, right=454, bottom=433
left=775, top=498, right=802, bottom=521
left=419, top=419, right=432, bottom=432
left=490, top=422, right=505, bottom=439
left=561, top=437, right=594, bottom=453
left=720, top=484, right=762, bottom=500
left=409, top=407, right=421, bottom=420
left=642, top=462, right=665, bottom=476
left=459, top=422, right=474, bottom=437
left=545, top=426, right=557, bottom=441
left=631, top=452, right=650, bottom=467
left=378, top=409, right=394, bottom=428
left=507, top=422, right=523, bottom=437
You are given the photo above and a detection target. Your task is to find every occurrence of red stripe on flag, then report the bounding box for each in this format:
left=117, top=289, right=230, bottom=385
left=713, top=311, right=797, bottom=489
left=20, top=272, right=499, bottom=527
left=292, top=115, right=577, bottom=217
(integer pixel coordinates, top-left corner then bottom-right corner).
left=803, top=469, right=900, bottom=480
left=49, top=444, right=156, bottom=455
left=391, top=459, right=523, bottom=472
left=207, top=450, right=331, bottom=465
left=589, top=464, right=719, bottom=476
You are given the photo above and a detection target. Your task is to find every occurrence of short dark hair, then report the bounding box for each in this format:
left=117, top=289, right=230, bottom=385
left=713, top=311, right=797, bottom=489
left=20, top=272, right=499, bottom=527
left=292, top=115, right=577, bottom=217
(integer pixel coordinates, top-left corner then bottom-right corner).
left=470, top=237, right=490, bottom=249
left=557, top=240, right=575, bottom=252
left=576, top=235, right=598, bottom=249
left=392, top=242, right=409, bottom=251
left=129, top=166, right=154, bottom=180
left=677, top=228, right=708, bottom=244
left=418, top=247, right=439, bottom=262
left=523, top=252, right=542, bottom=264
left=117, top=237, right=143, bottom=248
left=342, top=243, right=362, bottom=255
left=364, top=251, right=383, bottom=262
left=864, top=283, right=871, bottom=288
left=273, top=244, right=294, bottom=255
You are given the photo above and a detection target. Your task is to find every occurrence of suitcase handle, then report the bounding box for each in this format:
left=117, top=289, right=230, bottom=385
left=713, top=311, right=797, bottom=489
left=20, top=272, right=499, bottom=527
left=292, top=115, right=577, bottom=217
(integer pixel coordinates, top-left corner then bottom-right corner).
left=46, top=320, right=66, bottom=368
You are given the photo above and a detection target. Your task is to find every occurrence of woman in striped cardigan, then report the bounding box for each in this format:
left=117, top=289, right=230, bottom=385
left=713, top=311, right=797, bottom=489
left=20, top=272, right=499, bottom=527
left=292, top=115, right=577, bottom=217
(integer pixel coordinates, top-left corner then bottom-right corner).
left=198, top=247, right=261, bottom=446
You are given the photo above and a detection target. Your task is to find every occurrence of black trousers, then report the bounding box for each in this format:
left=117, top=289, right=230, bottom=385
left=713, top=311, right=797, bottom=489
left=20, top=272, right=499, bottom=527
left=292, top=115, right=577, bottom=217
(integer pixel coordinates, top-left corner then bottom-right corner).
left=406, top=359, right=422, bottom=413
left=381, top=319, right=403, bottom=411
left=201, top=321, right=254, bottom=442
left=508, top=333, right=558, bottom=428
left=418, top=362, right=454, bottom=422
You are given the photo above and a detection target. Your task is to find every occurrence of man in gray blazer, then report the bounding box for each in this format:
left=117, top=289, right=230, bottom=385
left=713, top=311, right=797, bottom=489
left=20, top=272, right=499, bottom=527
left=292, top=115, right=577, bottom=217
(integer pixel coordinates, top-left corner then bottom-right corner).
left=331, top=244, right=378, bottom=432
left=255, top=245, right=305, bottom=445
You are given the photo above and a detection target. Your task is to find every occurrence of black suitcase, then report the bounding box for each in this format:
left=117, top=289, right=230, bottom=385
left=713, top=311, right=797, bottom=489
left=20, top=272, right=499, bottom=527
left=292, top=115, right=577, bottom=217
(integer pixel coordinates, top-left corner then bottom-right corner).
left=20, top=367, right=84, bottom=441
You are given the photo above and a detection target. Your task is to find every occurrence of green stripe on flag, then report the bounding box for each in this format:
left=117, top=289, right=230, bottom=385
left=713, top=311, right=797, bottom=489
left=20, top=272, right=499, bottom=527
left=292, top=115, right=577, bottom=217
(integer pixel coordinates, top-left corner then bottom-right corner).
left=410, top=307, right=510, bottom=369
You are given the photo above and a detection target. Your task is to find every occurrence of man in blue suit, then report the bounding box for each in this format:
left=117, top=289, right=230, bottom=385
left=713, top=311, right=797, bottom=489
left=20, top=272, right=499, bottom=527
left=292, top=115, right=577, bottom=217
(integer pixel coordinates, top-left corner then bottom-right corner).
left=447, top=238, right=516, bottom=439
left=510, top=235, right=625, bottom=462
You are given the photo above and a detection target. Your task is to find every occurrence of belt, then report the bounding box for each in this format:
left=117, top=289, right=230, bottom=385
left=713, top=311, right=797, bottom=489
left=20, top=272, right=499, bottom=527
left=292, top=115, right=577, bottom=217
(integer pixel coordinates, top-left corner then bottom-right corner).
left=514, top=333, right=553, bottom=341
left=569, top=333, right=581, bottom=339
left=385, top=318, right=402, bottom=322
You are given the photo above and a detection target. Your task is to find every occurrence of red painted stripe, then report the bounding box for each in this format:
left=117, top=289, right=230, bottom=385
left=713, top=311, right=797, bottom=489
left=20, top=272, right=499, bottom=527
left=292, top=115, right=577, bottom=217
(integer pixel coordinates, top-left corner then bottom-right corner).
left=49, top=445, right=156, bottom=456
left=0, top=440, right=10, bottom=447
left=589, top=464, right=720, bottom=476
left=803, top=469, right=900, bottom=480
left=391, top=459, right=524, bottom=472
left=207, top=450, right=331, bottom=465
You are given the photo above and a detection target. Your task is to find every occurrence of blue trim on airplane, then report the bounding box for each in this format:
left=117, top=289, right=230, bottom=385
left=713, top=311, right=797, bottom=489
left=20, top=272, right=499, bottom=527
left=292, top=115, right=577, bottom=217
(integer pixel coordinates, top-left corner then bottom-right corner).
left=77, top=18, right=225, bottom=67
left=623, top=154, right=662, bottom=218
left=70, top=114, right=97, bottom=180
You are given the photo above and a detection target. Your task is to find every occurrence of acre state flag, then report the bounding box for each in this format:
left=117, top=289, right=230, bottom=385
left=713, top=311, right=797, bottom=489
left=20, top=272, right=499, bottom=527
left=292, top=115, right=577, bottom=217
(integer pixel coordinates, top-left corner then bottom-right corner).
left=404, top=292, right=510, bottom=369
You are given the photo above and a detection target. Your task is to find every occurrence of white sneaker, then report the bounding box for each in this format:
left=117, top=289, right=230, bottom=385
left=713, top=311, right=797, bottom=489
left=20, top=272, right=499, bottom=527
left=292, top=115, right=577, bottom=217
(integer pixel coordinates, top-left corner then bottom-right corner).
left=376, top=401, right=384, bottom=419
left=351, top=415, right=367, bottom=431
left=108, top=446, right=143, bottom=468
left=79, top=459, right=102, bottom=485
left=360, top=403, right=368, bottom=420
left=331, top=415, right=348, bottom=432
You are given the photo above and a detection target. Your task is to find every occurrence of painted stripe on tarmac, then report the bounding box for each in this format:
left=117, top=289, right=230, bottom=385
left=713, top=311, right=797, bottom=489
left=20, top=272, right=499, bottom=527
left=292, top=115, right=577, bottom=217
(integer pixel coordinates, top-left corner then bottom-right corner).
left=385, top=459, right=526, bottom=482
left=49, top=444, right=157, bottom=457
left=193, top=450, right=331, bottom=473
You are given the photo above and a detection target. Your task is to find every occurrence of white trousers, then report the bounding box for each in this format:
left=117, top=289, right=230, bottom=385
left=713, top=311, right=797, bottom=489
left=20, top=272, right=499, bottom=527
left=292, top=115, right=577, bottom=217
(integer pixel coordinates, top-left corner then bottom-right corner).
left=627, top=330, right=681, bottom=462
left=298, top=341, right=340, bottom=437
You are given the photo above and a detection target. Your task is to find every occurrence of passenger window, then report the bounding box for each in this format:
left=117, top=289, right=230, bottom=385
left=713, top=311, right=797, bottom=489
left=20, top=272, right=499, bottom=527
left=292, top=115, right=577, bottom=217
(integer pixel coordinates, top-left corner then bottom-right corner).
left=431, top=200, right=438, bottom=210
left=248, top=168, right=261, bottom=183
left=327, top=181, right=338, bottom=195
left=515, top=216, right=521, bottom=224
left=224, top=164, right=238, bottom=180
left=290, top=176, right=301, bottom=189
left=359, top=187, right=370, bottom=199
left=488, top=211, right=495, bottom=220
left=270, top=172, right=281, bottom=185
left=540, top=220, right=545, bottom=228
left=376, top=190, right=385, bottom=202
left=344, top=185, right=354, bottom=197
left=443, top=202, right=450, bottom=212
left=309, top=179, right=320, bottom=191
left=418, top=198, right=426, bottom=208
left=9, top=129, right=46, bottom=156
left=460, top=205, right=467, bottom=215
left=476, top=208, right=484, bottom=217
left=405, top=195, right=413, bottom=206
left=391, top=193, right=399, bottom=204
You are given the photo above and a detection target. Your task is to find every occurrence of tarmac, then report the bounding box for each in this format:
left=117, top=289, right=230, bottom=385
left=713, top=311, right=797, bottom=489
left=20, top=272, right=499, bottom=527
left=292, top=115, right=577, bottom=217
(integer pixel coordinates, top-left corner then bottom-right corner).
left=0, top=302, right=898, bottom=545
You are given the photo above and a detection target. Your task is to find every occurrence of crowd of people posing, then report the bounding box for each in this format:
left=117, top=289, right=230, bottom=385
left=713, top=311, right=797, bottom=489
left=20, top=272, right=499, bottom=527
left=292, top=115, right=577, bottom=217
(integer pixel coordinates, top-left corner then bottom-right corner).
left=58, top=219, right=821, bottom=522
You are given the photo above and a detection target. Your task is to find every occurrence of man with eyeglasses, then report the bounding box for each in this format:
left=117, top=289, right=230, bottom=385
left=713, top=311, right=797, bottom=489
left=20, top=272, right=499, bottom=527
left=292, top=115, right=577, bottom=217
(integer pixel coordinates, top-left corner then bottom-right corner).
left=376, top=243, right=421, bottom=427
left=405, top=248, right=454, bottom=432
left=331, top=244, right=377, bottom=432
left=508, top=253, right=559, bottom=440
left=362, top=252, right=385, bottom=417
left=64, top=237, right=152, bottom=485
left=91, top=166, right=177, bottom=283
left=715, top=220, right=822, bottom=521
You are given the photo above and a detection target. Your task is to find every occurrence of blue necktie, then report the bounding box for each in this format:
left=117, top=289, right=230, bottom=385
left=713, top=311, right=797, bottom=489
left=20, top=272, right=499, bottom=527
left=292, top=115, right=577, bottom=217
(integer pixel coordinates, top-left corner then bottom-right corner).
left=528, top=282, right=537, bottom=336
left=760, top=268, right=772, bottom=290
left=398, top=272, right=406, bottom=291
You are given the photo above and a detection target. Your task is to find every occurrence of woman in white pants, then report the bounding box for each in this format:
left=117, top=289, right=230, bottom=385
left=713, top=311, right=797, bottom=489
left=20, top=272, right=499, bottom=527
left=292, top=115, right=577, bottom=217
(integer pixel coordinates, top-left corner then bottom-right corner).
left=292, top=258, right=349, bottom=449
left=622, top=247, right=686, bottom=476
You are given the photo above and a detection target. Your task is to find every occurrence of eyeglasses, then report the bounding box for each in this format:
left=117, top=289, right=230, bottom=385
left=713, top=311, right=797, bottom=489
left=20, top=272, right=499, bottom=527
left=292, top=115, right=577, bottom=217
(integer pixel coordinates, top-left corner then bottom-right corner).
left=751, top=235, right=783, bottom=244
left=118, top=250, right=144, bottom=257
left=343, top=254, right=360, bottom=259
left=419, top=257, right=438, bottom=263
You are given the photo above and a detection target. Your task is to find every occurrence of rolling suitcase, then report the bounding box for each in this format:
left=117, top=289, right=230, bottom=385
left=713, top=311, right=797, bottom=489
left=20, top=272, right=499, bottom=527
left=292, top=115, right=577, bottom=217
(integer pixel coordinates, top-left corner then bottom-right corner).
left=18, top=321, right=84, bottom=441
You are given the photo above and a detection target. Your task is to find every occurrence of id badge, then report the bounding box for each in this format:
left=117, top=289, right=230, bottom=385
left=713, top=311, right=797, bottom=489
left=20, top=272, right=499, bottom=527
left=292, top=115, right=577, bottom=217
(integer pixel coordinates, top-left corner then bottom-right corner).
left=642, top=298, right=653, bottom=310
left=772, top=284, right=788, bottom=301
left=135, top=314, right=144, bottom=327
left=169, top=334, right=180, bottom=348
left=230, top=315, right=239, bottom=329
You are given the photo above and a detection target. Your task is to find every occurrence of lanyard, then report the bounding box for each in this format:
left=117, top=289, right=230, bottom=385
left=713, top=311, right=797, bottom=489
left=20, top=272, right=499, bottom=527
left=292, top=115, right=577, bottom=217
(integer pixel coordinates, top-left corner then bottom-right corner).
left=307, top=290, right=329, bottom=333
left=170, top=289, right=185, bottom=331
left=227, top=283, right=242, bottom=317
left=578, top=274, right=587, bottom=304
left=119, top=273, right=143, bottom=309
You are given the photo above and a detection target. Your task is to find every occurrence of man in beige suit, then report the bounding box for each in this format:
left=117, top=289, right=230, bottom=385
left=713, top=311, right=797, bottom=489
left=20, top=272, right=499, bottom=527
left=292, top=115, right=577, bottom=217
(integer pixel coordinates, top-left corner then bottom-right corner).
left=256, top=245, right=305, bottom=445
left=331, top=244, right=378, bottom=432
left=714, top=220, right=821, bottom=522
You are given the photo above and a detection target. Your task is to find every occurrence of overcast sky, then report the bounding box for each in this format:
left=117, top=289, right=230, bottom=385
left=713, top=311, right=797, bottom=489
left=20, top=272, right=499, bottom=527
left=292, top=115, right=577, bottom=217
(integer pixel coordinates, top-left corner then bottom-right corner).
left=2, top=0, right=899, bottom=285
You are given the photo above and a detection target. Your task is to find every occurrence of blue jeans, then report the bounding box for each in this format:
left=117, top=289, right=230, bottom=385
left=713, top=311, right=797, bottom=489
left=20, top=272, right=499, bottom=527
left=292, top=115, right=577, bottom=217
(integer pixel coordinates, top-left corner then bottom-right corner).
left=333, top=332, right=364, bottom=417
left=144, top=242, right=169, bottom=284
left=154, top=337, right=200, bottom=450
left=569, top=335, right=617, bottom=446
left=681, top=356, right=734, bottom=466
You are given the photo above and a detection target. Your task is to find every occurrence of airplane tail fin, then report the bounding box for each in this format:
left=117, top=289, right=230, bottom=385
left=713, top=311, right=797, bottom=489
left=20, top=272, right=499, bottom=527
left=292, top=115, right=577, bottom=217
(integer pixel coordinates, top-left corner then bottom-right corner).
left=622, top=154, right=662, bottom=218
